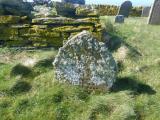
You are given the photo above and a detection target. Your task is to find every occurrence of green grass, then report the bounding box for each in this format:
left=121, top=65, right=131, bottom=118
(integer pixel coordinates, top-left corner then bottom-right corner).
left=0, top=17, right=160, bottom=120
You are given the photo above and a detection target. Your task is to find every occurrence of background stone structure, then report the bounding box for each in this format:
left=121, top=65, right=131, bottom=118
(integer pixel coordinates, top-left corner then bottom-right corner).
left=118, top=1, right=132, bottom=17
left=141, top=7, right=151, bottom=17
left=148, top=0, right=160, bottom=25
left=62, top=0, right=85, bottom=5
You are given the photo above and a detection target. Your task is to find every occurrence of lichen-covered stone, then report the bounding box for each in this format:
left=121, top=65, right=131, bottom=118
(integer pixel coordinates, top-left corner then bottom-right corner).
left=52, top=25, right=93, bottom=33
left=32, top=5, right=57, bottom=18
left=32, top=17, right=74, bottom=24
left=32, top=17, right=98, bottom=26
left=53, top=31, right=117, bottom=90
left=0, top=15, right=21, bottom=24
left=76, top=6, right=99, bottom=17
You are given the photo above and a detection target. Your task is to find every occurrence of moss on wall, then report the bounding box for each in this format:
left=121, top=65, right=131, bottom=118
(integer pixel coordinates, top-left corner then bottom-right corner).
left=0, top=16, right=21, bottom=24
left=0, top=15, right=103, bottom=48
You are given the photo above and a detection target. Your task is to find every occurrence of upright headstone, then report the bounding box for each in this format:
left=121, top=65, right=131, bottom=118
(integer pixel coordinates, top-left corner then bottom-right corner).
left=115, top=15, right=124, bottom=23
left=62, top=0, right=85, bottom=5
left=141, top=7, right=151, bottom=17
left=118, top=1, right=132, bottom=17
left=53, top=31, right=117, bottom=91
left=148, top=0, right=160, bottom=25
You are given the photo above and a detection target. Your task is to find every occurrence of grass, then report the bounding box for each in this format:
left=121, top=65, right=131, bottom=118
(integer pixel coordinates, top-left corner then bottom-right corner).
left=0, top=17, right=160, bottom=120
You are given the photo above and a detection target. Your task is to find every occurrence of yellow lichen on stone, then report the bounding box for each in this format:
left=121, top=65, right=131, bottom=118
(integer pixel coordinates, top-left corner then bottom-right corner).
left=0, top=26, right=18, bottom=40
left=0, top=15, right=21, bottom=24
left=52, top=25, right=93, bottom=33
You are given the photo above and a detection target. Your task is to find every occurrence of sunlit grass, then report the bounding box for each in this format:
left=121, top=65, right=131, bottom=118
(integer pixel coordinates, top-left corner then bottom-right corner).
left=0, top=17, right=160, bottom=120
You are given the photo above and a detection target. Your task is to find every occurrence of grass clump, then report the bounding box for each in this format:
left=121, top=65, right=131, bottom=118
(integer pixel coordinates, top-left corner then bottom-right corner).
left=15, top=98, right=29, bottom=114
left=52, top=90, right=64, bottom=104
left=0, top=17, right=160, bottom=120
left=101, top=17, right=115, bottom=33
left=55, top=105, right=69, bottom=120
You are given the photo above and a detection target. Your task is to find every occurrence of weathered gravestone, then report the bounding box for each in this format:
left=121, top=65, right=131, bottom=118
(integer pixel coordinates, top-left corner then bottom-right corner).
left=62, top=0, right=85, bottom=5
left=148, top=0, right=160, bottom=25
left=141, top=7, right=151, bottom=17
left=115, top=15, right=124, bottom=23
left=53, top=31, right=117, bottom=91
left=118, top=1, right=132, bottom=17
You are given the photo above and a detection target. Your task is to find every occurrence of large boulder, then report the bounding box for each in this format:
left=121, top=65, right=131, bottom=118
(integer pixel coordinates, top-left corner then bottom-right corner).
left=53, top=31, right=117, bottom=91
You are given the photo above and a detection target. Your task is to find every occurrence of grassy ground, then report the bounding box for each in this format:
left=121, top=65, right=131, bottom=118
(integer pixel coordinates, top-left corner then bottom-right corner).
left=0, top=17, right=160, bottom=120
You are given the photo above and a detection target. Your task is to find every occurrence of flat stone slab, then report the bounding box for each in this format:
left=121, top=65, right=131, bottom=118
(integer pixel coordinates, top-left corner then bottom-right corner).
left=32, top=17, right=97, bottom=26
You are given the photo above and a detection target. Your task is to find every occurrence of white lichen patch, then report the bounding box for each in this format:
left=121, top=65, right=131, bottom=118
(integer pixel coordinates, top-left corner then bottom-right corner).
left=53, top=31, right=117, bottom=90
left=23, top=58, right=37, bottom=67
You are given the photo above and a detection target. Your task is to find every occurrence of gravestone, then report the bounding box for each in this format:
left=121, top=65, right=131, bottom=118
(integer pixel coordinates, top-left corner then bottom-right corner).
left=148, top=0, right=160, bottom=25
left=53, top=31, right=117, bottom=91
left=115, top=15, right=124, bottom=23
left=141, top=7, right=151, bottom=17
left=118, top=1, right=132, bottom=17
left=62, top=0, right=85, bottom=5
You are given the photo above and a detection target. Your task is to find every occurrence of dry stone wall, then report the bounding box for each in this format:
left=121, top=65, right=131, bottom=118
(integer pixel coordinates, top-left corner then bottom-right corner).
left=0, top=16, right=102, bottom=47
left=0, top=1, right=104, bottom=48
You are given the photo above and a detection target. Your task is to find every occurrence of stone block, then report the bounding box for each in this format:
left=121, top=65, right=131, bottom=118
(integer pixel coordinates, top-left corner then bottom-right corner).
left=115, top=15, right=124, bottom=23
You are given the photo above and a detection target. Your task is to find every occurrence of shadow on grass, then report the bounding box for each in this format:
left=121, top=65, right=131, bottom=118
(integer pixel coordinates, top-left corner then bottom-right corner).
left=105, top=34, right=122, bottom=52
left=106, top=33, right=142, bottom=58
left=9, top=81, right=32, bottom=95
left=10, top=64, right=33, bottom=78
left=33, top=57, right=54, bottom=74
left=111, top=77, right=156, bottom=95
left=34, top=57, right=54, bottom=69
left=0, top=63, right=6, bottom=65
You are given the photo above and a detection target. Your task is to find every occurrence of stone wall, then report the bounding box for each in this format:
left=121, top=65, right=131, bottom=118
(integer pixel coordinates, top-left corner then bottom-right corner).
left=0, top=1, right=104, bottom=48
left=0, top=16, right=102, bottom=47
